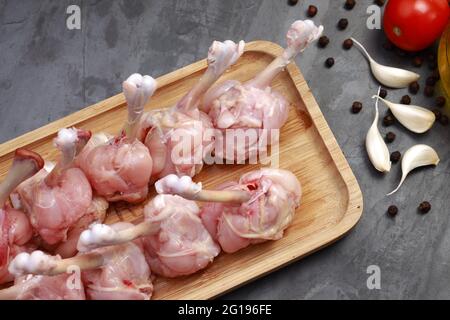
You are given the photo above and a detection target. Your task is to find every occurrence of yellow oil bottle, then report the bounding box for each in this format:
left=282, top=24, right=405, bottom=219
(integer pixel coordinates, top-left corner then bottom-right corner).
left=438, top=24, right=450, bottom=114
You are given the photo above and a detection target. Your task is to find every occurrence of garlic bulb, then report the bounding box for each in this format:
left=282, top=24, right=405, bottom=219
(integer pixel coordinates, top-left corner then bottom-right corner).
left=387, top=144, right=440, bottom=195
left=351, top=38, right=420, bottom=88
left=366, top=89, right=391, bottom=173
left=373, top=96, right=435, bottom=133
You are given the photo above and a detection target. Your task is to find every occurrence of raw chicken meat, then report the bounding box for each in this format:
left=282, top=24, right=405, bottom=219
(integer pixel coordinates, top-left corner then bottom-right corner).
left=76, top=74, right=155, bottom=203
left=136, top=40, right=244, bottom=180
left=201, top=20, right=323, bottom=161
left=13, top=166, right=108, bottom=258
left=155, top=168, right=301, bottom=253
left=15, top=128, right=95, bottom=247
left=52, top=196, right=108, bottom=258
left=9, top=222, right=153, bottom=300
left=0, top=148, right=44, bottom=284
left=0, top=274, right=85, bottom=300
left=140, top=195, right=220, bottom=277
left=82, top=223, right=153, bottom=300
left=77, top=195, right=220, bottom=278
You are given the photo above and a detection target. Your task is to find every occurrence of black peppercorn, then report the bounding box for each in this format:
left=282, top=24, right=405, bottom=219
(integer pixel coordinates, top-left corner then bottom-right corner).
left=436, top=96, right=446, bottom=107
left=426, top=76, right=436, bottom=86
left=343, top=38, right=353, bottom=50
left=424, top=85, right=435, bottom=97
left=288, top=0, right=298, bottom=6
left=418, top=201, right=431, bottom=214
left=325, top=57, right=335, bottom=68
left=307, top=5, right=318, bottom=17
left=400, top=95, right=411, bottom=105
left=345, top=0, right=356, bottom=9
left=383, top=114, right=395, bottom=126
left=440, top=115, right=449, bottom=126
left=409, top=81, right=420, bottom=94
left=432, top=109, right=442, bottom=121
left=390, top=151, right=401, bottom=163
left=431, top=70, right=440, bottom=81
left=318, top=36, right=330, bottom=48
left=385, top=132, right=396, bottom=143
left=338, top=18, right=348, bottom=30
left=374, top=0, right=385, bottom=6
left=395, top=48, right=407, bottom=57
left=429, top=60, right=438, bottom=70
left=351, top=101, right=363, bottom=113
left=383, top=41, right=394, bottom=51
left=412, top=56, right=423, bottom=67
left=379, top=88, right=387, bottom=98
left=427, top=52, right=436, bottom=62
left=387, top=205, right=398, bottom=217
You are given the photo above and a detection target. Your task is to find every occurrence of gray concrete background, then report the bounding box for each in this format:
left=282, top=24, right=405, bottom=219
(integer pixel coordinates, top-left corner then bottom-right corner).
left=1, top=0, right=449, bottom=299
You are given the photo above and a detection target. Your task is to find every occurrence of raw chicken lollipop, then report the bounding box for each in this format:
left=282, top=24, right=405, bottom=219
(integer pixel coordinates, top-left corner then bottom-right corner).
left=201, top=20, right=323, bottom=161
left=0, top=149, right=44, bottom=284
left=77, top=194, right=220, bottom=278
left=77, top=74, right=156, bottom=203
left=155, top=168, right=301, bottom=253
left=82, top=224, right=153, bottom=300
left=136, top=40, right=244, bottom=180
left=9, top=222, right=153, bottom=300
left=0, top=273, right=85, bottom=300
left=13, top=163, right=108, bottom=258
left=14, top=128, right=99, bottom=250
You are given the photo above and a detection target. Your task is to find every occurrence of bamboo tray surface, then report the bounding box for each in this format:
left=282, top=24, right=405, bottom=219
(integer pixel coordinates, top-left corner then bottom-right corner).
left=0, top=41, right=363, bottom=300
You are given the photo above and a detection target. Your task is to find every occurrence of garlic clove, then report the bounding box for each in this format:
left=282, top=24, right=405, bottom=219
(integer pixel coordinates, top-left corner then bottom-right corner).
left=370, top=63, right=420, bottom=89
left=387, top=144, right=440, bottom=195
left=373, top=96, right=436, bottom=133
left=366, top=88, right=391, bottom=173
left=352, top=38, right=420, bottom=88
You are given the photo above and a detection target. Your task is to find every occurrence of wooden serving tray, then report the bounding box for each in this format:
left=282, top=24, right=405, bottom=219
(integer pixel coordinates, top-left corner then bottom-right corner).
left=0, top=41, right=363, bottom=299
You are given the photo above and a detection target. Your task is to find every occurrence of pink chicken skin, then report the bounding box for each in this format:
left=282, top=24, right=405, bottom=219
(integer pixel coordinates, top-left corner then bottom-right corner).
left=15, top=128, right=94, bottom=247
left=135, top=40, right=244, bottom=181
left=76, top=194, right=220, bottom=278
left=0, top=149, right=44, bottom=284
left=52, top=195, right=108, bottom=258
left=0, top=274, right=85, bottom=300
left=77, top=74, right=155, bottom=203
left=140, top=195, right=220, bottom=277
left=155, top=168, right=301, bottom=253
left=82, top=223, right=153, bottom=300
left=8, top=223, right=152, bottom=300
left=12, top=166, right=108, bottom=258
left=200, top=20, right=323, bottom=161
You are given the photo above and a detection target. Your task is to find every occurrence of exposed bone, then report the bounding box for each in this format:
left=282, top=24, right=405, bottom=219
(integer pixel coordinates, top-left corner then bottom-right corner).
left=9, top=249, right=105, bottom=277
left=122, top=73, right=157, bottom=140
left=0, top=148, right=44, bottom=207
left=247, top=20, right=323, bottom=89
left=178, top=40, right=245, bottom=111
left=44, top=128, right=91, bottom=186
left=77, top=221, right=159, bottom=252
left=155, top=174, right=251, bottom=203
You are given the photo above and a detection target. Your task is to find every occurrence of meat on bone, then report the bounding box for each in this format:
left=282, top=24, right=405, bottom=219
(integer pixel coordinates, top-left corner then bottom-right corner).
left=0, top=148, right=44, bottom=284
left=14, top=128, right=99, bottom=250
left=9, top=222, right=153, bottom=300
left=76, top=74, right=156, bottom=203
left=155, top=168, right=301, bottom=253
left=201, top=20, right=323, bottom=161
left=136, top=40, right=244, bottom=180
left=0, top=273, right=85, bottom=300
left=77, top=194, right=220, bottom=278
left=52, top=196, right=108, bottom=258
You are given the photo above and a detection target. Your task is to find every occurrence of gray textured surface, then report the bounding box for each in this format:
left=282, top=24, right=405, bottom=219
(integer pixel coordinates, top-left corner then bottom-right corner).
left=1, top=0, right=449, bottom=299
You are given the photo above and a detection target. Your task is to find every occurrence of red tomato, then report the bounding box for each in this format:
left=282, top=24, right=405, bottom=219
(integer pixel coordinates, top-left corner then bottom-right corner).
left=383, top=0, right=450, bottom=51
